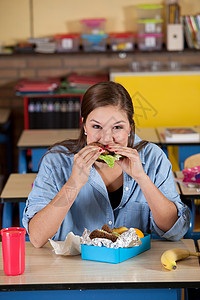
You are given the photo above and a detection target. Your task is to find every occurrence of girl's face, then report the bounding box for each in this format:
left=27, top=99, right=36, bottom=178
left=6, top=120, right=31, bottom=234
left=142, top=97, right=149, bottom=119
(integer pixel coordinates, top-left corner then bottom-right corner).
left=84, top=105, right=131, bottom=146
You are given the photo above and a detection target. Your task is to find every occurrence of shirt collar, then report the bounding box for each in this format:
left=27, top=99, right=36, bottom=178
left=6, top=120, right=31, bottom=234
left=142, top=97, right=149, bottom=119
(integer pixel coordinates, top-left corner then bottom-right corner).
left=134, top=134, right=146, bottom=165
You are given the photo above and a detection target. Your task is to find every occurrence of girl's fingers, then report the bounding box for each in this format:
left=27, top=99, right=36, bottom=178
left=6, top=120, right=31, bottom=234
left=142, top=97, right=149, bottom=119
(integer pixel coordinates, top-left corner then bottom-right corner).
left=75, top=148, right=102, bottom=169
left=110, top=146, right=138, bottom=159
left=78, top=145, right=102, bottom=160
left=85, top=151, right=101, bottom=168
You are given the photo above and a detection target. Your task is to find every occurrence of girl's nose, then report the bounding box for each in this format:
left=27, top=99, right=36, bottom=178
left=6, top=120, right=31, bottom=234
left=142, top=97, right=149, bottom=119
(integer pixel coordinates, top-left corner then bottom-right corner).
left=101, top=129, right=114, bottom=144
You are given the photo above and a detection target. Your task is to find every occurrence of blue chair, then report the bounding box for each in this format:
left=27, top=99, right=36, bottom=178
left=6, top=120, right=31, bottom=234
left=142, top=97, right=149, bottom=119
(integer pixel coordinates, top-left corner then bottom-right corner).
left=179, top=146, right=200, bottom=170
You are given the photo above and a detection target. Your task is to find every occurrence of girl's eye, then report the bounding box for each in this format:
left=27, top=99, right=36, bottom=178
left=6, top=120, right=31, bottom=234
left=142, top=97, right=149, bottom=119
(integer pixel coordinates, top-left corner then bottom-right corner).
left=113, top=126, right=123, bottom=130
left=93, top=125, right=102, bottom=129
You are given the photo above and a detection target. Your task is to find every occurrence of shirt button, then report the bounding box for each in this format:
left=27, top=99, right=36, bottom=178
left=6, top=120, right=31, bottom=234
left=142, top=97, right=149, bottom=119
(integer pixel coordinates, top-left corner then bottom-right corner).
left=108, top=221, right=112, bottom=225
left=125, top=187, right=129, bottom=191
left=119, top=206, right=122, bottom=209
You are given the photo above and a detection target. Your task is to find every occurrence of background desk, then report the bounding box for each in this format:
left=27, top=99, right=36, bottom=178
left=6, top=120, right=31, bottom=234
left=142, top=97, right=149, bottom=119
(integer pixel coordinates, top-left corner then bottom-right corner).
left=0, top=239, right=199, bottom=299
left=135, top=127, right=160, bottom=144
left=17, top=129, right=80, bottom=173
left=17, top=128, right=160, bottom=173
left=0, top=173, right=36, bottom=228
left=175, top=171, right=200, bottom=243
left=157, top=127, right=200, bottom=170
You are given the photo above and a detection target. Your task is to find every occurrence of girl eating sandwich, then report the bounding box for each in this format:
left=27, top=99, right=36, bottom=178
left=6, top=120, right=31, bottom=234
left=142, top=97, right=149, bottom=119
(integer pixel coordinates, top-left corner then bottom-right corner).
left=22, top=81, right=190, bottom=247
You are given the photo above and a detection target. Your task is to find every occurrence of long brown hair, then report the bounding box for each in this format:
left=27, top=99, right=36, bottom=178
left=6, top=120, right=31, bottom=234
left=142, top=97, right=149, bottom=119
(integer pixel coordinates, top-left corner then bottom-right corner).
left=47, top=81, right=148, bottom=155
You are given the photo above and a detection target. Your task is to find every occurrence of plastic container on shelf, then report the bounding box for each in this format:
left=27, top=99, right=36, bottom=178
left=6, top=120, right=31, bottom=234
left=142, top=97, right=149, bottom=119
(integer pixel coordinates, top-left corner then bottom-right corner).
left=136, top=4, right=163, bottom=20
left=54, top=34, right=80, bottom=52
left=81, top=18, right=106, bottom=35
left=137, top=33, right=164, bottom=51
left=109, top=33, right=136, bottom=51
left=81, top=34, right=108, bottom=51
left=138, top=19, right=163, bottom=34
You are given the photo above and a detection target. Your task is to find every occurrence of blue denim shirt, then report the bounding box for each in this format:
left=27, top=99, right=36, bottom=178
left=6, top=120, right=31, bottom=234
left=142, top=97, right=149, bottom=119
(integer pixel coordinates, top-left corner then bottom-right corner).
left=22, top=135, right=191, bottom=241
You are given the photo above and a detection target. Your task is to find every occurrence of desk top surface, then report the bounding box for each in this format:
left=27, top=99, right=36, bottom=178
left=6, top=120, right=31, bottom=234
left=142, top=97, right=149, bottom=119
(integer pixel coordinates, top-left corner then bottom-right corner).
left=135, top=127, right=160, bottom=144
left=0, top=239, right=199, bottom=290
left=156, top=126, right=200, bottom=145
left=17, top=128, right=160, bottom=148
left=17, top=129, right=81, bottom=148
left=0, top=108, right=11, bottom=125
left=175, top=171, right=200, bottom=198
left=0, top=173, right=36, bottom=201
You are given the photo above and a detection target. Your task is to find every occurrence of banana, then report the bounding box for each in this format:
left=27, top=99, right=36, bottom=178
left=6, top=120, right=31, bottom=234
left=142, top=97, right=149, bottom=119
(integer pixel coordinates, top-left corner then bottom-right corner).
left=112, top=226, right=128, bottom=235
left=161, top=248, right=200, bottom=271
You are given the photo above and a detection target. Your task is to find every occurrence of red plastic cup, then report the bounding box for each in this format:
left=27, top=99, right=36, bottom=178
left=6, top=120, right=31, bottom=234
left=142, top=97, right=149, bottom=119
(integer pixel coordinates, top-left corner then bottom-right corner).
left=1, top=227, right=26, bottom=276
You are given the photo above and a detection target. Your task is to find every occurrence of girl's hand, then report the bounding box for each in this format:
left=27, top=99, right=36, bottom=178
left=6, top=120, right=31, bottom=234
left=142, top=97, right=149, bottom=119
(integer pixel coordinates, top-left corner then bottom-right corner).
left=107, top=145, right=146, bottom=181
left=69, top=144, right=103, bottom=189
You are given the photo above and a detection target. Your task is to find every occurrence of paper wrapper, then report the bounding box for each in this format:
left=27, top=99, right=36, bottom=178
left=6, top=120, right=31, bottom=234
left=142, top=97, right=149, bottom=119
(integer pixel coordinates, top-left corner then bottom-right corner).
left=49, top=232, right=81, bottom=255
left=81, top=228, right=142, bottom=249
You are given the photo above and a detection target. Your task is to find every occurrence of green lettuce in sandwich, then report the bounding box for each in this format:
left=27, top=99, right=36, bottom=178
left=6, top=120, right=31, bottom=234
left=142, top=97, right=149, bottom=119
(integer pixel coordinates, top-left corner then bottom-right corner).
left=90, top=142, right=123, bottom=168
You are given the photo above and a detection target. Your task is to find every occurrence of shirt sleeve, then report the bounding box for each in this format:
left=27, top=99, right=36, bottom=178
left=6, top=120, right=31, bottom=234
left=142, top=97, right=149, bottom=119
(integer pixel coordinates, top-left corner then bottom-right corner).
left=22, top=150, right=70, bottom=235
left=149, top=152, right=191, bottom=241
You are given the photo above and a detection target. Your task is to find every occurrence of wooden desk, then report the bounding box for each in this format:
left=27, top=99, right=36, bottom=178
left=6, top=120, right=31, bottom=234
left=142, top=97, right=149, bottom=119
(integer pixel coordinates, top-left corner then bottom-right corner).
left=156, top=127, right=200, bottom=169
left=17, top=129, right=80, bottom=149
left=0, top=108, right=12, bottom=175
left=17, top=129, right=80, bottom=173
left=175, top=171, right=200, bottom=200
left=174, top=171, right=200, bottom=243
left=136, top=127, right=160, bottom=144
left=156, top=127, right=200, bottom=145
left=0, top=239, right=199, bottom=299
left=0, top=173, right=36, bottom=202
left=18, top=128, right=160, bottom=149
left=17, top=128, right=160, bottom=173
left=0, top=173, right=36, bottom=228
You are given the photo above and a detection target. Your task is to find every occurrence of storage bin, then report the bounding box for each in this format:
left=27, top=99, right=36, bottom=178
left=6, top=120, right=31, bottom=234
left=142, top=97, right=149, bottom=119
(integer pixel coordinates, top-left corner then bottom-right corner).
left=81, top=233, right=151, bottom=264
left=138, top=19, right=163, bottom=34
left=54, top=34, right=80, bottom=52
left=81, top=34, right=108, bottom=51
left=109, top=33, right=135, bottom=51
left=137, top=4, right=163, bottom=20
left=137, top=33, right=163, bottom=51
left=81, top=18, right=106, bottom=35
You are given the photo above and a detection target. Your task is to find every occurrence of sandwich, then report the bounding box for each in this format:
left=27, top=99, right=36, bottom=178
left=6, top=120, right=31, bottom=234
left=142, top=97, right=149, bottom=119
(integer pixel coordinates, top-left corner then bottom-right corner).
left=89, top=224, right=120, bottom=242
left=89, top=224, right=128, bottom=243
left=89, top=142, right=122, bottom=168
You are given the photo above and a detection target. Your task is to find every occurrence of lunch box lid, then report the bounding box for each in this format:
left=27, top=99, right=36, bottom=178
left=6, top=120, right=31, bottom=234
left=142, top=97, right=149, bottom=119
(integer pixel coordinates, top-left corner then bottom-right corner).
left=109, top=32, right=136, bottom=38
left=82, top=34, right=108, bottom=42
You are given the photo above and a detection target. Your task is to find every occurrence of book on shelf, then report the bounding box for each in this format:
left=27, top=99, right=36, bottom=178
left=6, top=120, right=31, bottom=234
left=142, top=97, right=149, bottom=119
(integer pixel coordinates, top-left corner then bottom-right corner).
left=183, top=15, right=200, bottom=49
left=168, top=3, right=180, bottom=24
left=15, top=78, right=60, bottom=93
left=165, top=127, right=200, bottom=142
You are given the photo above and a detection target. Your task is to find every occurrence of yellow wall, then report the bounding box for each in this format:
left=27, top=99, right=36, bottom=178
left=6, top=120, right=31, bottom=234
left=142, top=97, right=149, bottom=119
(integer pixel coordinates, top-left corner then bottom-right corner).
left=111, top=72, right=200, bottom=127
left=0, top=0, right=200, bottom=46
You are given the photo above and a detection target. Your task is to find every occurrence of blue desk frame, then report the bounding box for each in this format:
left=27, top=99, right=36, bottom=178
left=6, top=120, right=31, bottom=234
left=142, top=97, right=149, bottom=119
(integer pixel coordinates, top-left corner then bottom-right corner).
left=1, top=148, right=47, bottom=230
left=1, top=115, right=12, bottom=230
left=18, top=148, right=47, bottom=231
left=0, top=287, right=182, bottom=300
left=0, top=116, right=12, bottom=176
